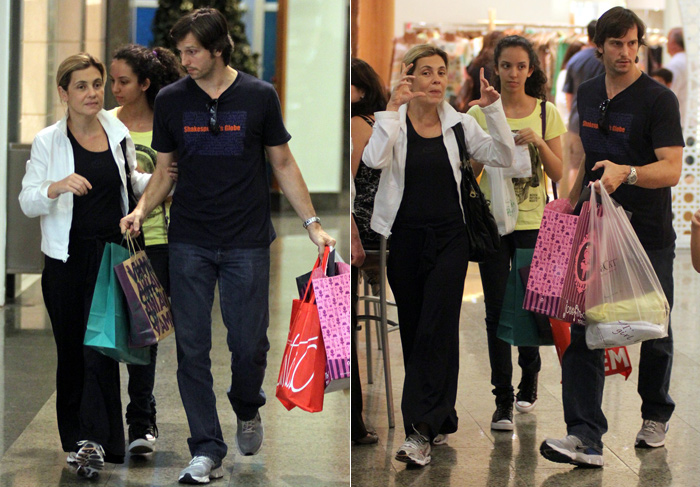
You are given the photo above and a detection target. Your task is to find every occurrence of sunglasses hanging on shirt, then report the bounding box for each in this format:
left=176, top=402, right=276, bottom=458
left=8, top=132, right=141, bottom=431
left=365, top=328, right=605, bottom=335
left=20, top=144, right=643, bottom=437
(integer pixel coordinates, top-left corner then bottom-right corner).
left=207, top=99, right=220, bottom=135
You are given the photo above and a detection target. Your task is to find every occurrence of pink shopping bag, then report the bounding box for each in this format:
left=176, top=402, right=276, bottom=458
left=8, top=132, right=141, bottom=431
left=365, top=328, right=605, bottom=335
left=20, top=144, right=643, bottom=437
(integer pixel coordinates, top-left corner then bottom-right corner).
left=312, top=259, right=351, bottom=393
left=524, top=199, right=579, bottom=317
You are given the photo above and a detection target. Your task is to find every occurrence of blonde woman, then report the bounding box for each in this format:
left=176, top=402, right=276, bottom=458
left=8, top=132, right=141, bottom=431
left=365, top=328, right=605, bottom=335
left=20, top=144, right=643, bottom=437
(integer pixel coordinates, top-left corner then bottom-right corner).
left=363, top=44, right=514, bottom=466
left=19, top=53, right=149, bottom=479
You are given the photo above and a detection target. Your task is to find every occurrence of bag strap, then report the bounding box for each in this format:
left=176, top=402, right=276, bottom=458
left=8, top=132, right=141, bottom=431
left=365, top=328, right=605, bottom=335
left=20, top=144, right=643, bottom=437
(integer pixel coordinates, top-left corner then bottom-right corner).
left=452, top=122, right=471, bottom=169
left=540, top=100, right=558, bottom=200
left=302, top=246, right=331, bottom=303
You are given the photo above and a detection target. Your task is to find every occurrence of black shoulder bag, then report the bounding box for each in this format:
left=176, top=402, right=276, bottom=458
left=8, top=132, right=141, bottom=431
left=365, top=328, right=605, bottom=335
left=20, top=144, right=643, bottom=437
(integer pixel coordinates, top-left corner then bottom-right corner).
left=452, top=122, right=500, bottom=263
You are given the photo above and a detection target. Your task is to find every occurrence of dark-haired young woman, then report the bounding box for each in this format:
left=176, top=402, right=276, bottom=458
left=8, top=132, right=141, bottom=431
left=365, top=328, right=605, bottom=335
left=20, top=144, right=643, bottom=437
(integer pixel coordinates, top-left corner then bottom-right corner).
left=109, top=44, right=183, bottom=455
left=467, top=35, right=565, bottom=431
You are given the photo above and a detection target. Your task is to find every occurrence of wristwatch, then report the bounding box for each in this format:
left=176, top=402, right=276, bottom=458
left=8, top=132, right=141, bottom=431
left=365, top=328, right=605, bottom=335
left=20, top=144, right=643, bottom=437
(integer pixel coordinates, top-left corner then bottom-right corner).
left=302, top=216, right=321, bottom=229
left=624, top=166, right=638, bottom=185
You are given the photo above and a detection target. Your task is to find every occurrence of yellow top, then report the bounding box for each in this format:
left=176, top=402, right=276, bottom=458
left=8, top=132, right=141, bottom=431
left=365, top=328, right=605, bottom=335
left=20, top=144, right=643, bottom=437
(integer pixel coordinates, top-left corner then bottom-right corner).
left=108, top=108, right=169, bottom=246
left=467, top=101, right=566, bottom=230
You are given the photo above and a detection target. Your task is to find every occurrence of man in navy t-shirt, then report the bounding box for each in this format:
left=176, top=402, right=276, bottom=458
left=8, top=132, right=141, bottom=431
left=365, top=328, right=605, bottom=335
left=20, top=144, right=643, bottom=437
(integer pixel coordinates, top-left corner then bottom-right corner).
left=540, top=7, right=684, bottom=469
left=120, top=8, right=335, bottom=484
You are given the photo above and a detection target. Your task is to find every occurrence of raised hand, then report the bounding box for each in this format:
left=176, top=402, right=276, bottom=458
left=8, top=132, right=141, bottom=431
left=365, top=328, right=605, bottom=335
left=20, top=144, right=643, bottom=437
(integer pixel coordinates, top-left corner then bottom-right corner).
left=386, top=63, right=426, bottom=111
left=468, top=67, right=500, bottom=108
left=47, top=173, right=92, bottom=199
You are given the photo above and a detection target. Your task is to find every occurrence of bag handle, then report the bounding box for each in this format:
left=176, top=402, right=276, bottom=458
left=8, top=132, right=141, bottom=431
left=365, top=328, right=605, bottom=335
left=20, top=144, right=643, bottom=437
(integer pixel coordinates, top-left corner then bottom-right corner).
left=540, top=100, right=558, bottom=200
left=301, top=246, right=331, bottom=304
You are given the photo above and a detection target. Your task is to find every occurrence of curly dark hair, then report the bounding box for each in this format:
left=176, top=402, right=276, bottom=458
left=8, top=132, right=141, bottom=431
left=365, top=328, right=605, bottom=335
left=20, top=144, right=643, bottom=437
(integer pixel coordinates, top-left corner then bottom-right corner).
left=492, top=35, right=548, bottom=101
left=351, top=58, right=388, bottom=118
left=113, top=44, right=184, bottom=109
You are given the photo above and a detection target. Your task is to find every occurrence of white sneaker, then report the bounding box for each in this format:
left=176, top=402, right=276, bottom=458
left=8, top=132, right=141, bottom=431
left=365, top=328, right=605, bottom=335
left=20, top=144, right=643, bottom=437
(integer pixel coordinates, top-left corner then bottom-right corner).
left=540, top=435, right=604, bottom=467
left=395, top=430, right=431, bottom=466
left=75, top=441, right=105, bottom=479
left=178, top=456, right=224, bottom=484
left=432, top=434, right=449, bottom=445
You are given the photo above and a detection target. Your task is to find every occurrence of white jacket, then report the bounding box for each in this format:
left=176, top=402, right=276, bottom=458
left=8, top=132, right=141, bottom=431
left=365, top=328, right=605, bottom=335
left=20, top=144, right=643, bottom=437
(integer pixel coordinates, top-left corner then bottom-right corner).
left=363, top=99, right=515, bottom=237
left=19, top=110, right=150, bottom=261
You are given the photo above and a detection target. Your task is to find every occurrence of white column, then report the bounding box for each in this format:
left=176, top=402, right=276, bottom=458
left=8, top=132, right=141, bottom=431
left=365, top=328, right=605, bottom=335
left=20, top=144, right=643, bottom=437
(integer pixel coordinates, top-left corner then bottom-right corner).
left=0, top=0, right=10, bottom=306
left=672, top=0, right=700, bottom=248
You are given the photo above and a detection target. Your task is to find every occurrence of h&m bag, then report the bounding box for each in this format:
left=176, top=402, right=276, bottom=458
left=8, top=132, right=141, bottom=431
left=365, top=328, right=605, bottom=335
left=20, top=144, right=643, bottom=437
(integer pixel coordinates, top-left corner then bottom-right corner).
left=84, top=241, right=151, bottom=364
left=485, top=164, right=518, bottom=235
left=550, top=318, right=632, bottom=379
left=452, top=122, right=500, bottom=262
left=113, top=233, right=174, bottom=348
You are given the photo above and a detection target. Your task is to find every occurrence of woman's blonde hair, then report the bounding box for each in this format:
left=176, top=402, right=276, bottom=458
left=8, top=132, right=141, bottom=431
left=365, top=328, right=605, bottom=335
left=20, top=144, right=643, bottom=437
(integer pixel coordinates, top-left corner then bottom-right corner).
left=402, top=44, right=448, bottom=76
left=56, top=53, right=105, bottom=91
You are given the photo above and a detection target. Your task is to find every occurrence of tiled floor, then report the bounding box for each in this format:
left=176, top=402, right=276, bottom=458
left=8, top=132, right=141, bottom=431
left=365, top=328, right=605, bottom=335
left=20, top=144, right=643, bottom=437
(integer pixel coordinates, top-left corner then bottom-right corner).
left=0, top=212, right=350, bottom=487
left=353, top=248, right=700, bottom=487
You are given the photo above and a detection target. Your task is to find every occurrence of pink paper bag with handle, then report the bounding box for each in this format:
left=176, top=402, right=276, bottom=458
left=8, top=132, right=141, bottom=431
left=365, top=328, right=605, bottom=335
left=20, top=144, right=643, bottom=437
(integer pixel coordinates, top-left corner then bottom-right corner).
left=524, top=199, right=579, bottom=317
left=312, top=261, right=351, bottom=393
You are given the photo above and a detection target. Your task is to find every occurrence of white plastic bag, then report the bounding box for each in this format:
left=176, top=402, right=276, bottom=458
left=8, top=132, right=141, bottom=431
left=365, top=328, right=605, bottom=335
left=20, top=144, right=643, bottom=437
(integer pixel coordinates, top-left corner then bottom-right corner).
left=485, top=165, right=518, bottom=236
left=584, top=186, right=669, bottom=349
left=501, top=138, right=532, bottom=178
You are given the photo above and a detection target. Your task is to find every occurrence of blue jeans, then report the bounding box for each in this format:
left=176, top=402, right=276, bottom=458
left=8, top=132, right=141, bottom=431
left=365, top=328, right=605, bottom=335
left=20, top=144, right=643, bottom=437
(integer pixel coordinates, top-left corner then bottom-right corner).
left=562, top=244, right=675, bottom=448
left=169, top=243, right=271, bottom=462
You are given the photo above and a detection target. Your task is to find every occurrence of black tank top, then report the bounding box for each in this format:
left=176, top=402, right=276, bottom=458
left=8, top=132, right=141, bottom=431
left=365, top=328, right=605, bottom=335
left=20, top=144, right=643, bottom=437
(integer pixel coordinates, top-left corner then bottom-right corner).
left=68, top=127, right=123, bottom=240
left=394, top=116, right=462, bottom=226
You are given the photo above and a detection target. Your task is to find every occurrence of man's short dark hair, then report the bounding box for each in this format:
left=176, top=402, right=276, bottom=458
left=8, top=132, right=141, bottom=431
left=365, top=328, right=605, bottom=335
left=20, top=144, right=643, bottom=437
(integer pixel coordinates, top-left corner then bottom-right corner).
left=587, top=20, right=597, bottom=42
left=651, top=68, right=673, bottom=85
left=594, top=7, right=647, bottom=59
left=170, top=8, right=234, bottom=65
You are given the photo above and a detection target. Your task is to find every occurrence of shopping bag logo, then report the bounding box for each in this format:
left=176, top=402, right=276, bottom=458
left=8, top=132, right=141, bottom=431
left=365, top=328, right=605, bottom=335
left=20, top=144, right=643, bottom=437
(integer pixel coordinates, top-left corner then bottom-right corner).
left=278, top=332, right=321, bottom=393
left=123, top=253, right=173, bottom=335
left=574, top=236, right=592, bottom=293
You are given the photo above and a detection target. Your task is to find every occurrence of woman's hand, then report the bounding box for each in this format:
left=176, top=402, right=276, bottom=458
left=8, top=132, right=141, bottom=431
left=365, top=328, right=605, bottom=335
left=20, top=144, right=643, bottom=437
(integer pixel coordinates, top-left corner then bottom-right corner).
left=468, top=67, right=500, bottom=108
left=514, top=127, right=544, bottom=148
left=386, top=63, right=425, bottom=111
left=47, top=173, right=92, bottom=199
left=168, top=161, right=178, bottom=182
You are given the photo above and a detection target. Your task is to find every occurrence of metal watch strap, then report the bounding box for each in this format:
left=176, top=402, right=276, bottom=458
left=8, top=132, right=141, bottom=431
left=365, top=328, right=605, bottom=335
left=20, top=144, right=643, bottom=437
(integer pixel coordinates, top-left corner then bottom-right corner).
left=302, top=216, right=321, bottom=229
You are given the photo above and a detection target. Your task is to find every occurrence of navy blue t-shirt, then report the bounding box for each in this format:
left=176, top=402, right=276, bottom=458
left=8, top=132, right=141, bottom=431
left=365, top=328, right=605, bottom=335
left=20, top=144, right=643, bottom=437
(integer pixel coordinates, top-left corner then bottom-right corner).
left=152, top=72, right=291, bottom=248
left=578, top=72, right=684, bottom=250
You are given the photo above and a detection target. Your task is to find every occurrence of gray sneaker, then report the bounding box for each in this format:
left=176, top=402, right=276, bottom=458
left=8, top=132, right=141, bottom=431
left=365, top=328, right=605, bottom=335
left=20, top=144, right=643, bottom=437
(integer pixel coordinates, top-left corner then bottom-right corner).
left=236, top=412, right=264, bottom=456
left=539, top=435, right=604, bottom=468
left=178, top=456, right=224, bottom=484
left=635, top=420, right=669, bottom=448
left=395, top=430, right=432, bottom=466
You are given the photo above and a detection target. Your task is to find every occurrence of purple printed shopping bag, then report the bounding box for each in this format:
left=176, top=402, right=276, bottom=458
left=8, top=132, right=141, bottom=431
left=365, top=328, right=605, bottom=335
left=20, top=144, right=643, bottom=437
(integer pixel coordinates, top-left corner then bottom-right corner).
left=312, top=261, right=351, bottom=393
left=524, top=200, right=579, bottom=317
left=557, top=201, right=593, bottom=324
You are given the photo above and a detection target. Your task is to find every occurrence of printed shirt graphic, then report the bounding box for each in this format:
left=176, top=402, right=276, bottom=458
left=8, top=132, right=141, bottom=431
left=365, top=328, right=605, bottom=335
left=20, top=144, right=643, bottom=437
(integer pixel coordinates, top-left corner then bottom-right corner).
left=151, top=73, right=291, bottom=248
left=107, top=109, right=169, bottom=246
left=577, top=73, right=684, bottom=250
left=467, top=101, right=566, bottom=230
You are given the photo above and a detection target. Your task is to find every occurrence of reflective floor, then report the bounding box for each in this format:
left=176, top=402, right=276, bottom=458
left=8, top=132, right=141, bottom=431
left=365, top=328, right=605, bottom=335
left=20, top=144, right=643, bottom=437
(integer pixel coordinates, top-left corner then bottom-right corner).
left=0, top=212, right=350, bottom=487
left=353, top=248, right=700, bottom=487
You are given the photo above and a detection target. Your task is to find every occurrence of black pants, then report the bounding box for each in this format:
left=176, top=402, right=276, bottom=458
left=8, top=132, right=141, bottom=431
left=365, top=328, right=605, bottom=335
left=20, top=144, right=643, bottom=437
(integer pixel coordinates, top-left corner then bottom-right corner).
left=124, top=244, right=169, bottom=428
left=478, top=230, right=541, bottom=402
left=42, top=236, right=125, bottom=463
left=387, top=224, right=469, bottom=438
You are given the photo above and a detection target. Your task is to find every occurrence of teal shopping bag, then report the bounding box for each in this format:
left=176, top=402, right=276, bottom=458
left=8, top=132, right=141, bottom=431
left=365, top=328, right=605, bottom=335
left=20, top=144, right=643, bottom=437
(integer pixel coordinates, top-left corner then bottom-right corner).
left=84, top=242, right=150, bottom=365
left=497, top=248, right=554, bottom=347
